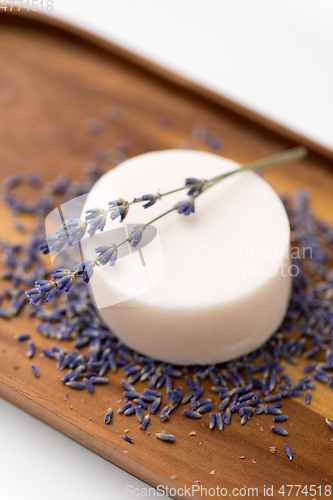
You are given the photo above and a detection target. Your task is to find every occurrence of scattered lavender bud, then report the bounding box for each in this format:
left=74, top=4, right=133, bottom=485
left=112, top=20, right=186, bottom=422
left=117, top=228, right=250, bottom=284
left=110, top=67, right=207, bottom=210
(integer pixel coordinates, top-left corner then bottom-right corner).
left=265, top=406, right=282, bottom=415
left=209, top=413, right=216, bottom=430
left=159, top=406, right=170, bottom=421
left=271, top=425, right=288, bottom=436
left=284, top=444, right=293, bottom=460
left=83, top=377, right=95, bottom=394
left=240, top=413, right=250, bottom=425
left=325, top=418, right=333, bottom=432
left=84, top=118, right=104, bottom=135
left=148, top=398, right=161, bottom=414
left=139, top=415, right=150, bottom=430
left=272, top=415, right=289, bottom=422
left=218, top=397, right=230, bottom=412
left=181, top=391, right=195, bottom=404
left=216, top=412, right=223, bottom=432
left=118, top=403, right=132, bottom=414
left=65, top=381, right=84, bottom=390
left=135, top=405, right=144, bottom=424
left=305, top=390, right=311, bottom=405
left=31, top=365, right=40, bottom=378
left=124, top=406, right=136, bottom=416
left=16, top=333, right=30, bottom=341
left=121, top=379, right=136, bottom=391
left=156, top=433, right=175, bottom=443
left=133, top=398, right=148, bottom=409
left=122, top=435, right=133, bottom=444
left=26, top=341, right=35, bottom=358
left=104, top=408, right=113, bottom=424
left=312, top=371, right=329, bottom=384
left=196, top=402, right=213, bottom=414
left=183, top=409, right=202, bottom=419
left=123, top=390, right=141, bottom=399
left=90, top=376, right=109, bottom=384
left=224, top=408, right=231, bottom=425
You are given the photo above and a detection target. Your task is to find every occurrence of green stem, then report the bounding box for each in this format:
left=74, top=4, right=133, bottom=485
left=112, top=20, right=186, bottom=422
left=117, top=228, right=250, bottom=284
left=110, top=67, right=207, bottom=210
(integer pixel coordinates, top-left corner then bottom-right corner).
left=209, top=146, right=306, bottom=185
left=160, top=186, right=194, bottom=197
left=146, top=207, right=178, bottom=226
left=198, top=146, right=307, bottom=199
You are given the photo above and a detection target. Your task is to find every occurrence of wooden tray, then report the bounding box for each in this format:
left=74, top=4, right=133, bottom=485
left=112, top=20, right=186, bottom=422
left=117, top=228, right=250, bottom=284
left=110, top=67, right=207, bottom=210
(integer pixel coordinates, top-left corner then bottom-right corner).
left=0, top=9, right=333, bottom=499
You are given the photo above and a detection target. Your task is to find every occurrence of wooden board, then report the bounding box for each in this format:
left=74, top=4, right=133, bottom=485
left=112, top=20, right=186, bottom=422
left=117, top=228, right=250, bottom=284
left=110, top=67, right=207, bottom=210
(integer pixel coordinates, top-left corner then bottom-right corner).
left=0, top=9, right=333, bottom=500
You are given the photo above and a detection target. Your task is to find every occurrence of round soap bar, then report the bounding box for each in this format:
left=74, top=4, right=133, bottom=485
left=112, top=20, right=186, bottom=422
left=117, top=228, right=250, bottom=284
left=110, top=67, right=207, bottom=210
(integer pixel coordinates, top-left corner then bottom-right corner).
left=81, top=150, right=291, bottom=365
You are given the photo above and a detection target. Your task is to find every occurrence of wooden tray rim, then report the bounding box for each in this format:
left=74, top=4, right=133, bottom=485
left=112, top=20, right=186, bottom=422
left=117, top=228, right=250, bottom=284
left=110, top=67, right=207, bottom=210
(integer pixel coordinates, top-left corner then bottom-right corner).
left=1, top=7, right=332, bottom=162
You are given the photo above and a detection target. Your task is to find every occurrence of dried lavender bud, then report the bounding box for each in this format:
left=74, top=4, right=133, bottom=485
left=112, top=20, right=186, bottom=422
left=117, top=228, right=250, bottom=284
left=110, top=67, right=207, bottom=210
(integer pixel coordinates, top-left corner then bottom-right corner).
left=104, top=408, right=113, bottom=424
left=156, top=433, right=175, bottom=443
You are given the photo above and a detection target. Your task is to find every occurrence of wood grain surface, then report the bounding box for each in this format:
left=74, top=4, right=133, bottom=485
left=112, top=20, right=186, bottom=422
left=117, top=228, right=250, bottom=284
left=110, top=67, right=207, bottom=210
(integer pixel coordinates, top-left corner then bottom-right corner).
left=0, top=10, right=332, bottom=500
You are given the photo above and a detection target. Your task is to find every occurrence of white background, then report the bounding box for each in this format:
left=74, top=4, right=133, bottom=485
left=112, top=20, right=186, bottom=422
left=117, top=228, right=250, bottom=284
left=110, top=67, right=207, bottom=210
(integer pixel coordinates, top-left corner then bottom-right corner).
left=50, top=0, right=333, bottom=152
left=1, top=1, right=333, bottom=499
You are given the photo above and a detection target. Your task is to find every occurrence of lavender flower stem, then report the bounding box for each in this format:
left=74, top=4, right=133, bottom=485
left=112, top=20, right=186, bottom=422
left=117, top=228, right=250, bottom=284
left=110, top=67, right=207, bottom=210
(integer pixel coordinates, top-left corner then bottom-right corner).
left=146, top=207, right=178, bottom=226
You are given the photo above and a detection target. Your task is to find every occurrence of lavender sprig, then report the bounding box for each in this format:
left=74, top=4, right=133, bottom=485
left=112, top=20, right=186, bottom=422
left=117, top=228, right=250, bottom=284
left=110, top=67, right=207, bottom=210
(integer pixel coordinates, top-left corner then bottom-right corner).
left=26, top=147, right=306, bottom=304
left=39, top=147, right=307, bottom=257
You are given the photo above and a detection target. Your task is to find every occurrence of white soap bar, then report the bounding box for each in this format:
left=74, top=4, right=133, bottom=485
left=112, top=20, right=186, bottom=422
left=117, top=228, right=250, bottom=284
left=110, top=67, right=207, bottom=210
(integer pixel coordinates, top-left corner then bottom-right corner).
left=81, top=150, right=291, bottom=365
